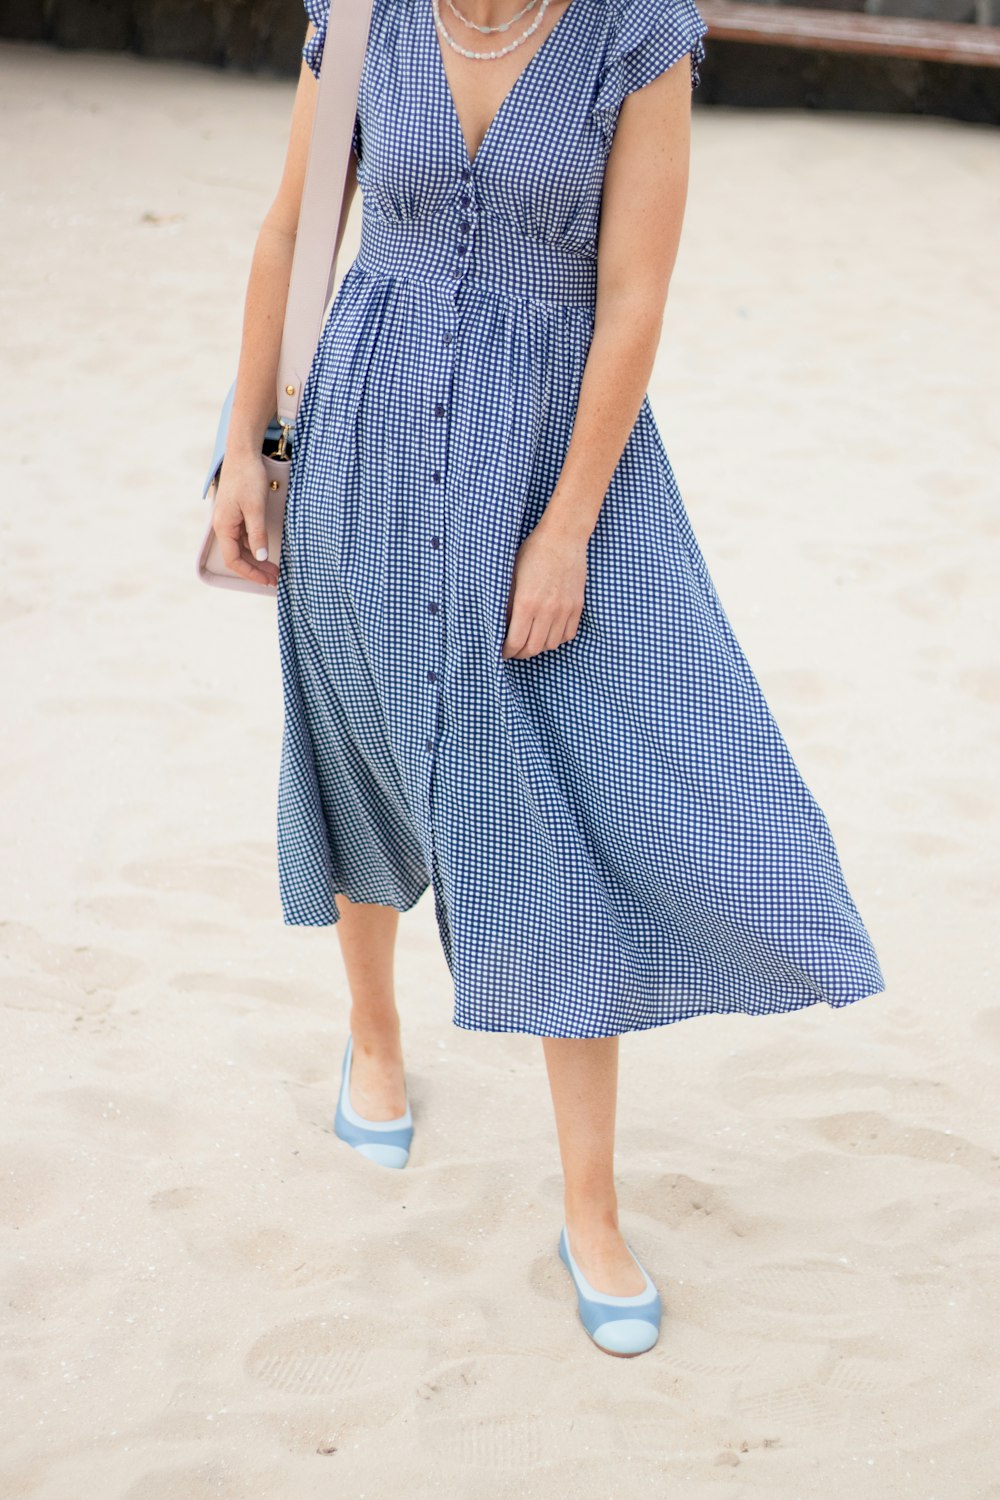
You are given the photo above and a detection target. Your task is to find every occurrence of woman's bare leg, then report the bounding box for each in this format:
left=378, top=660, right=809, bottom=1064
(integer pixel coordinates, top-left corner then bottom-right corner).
left=333, top=892, right=407, bottom=1118
left=541, top=1034, right=648, bottom=1295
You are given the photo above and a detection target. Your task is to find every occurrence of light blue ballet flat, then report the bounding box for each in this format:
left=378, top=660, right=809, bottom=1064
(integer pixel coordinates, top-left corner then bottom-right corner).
left=333, top=1033, right=413, bottom=1170
left=558, top=1224, right=662, bottom=1357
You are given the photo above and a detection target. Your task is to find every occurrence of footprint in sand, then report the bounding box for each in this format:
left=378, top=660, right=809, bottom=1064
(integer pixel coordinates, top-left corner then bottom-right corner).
left=37, top=1085, right=184, bottom=1141
left=417, top=1414, right=552, bottom=1467
left=715, top=1061, right=957, bottom=1118
left=737, top=1382, right=850, bottom=1432
left=922, top=776, right=997, bottom=823
left=0, top=919, right=143, bottom=1011
left=727, top=1259, right=863, bottom=1317
left=119, top=849, right=273, bottom=905
left=629, top=1171, right=750, bottom=1237
left=892, top=1271, right=966, bottom=1311
left=823, top=1353, right=915, bottom=1394
left=957, top=665, right=1000, bottom=703
left=74, top=892, right=163, bottom=931
left=809, top=1110, right=996, bottom=1180
left=246, top=1315, right=425, bottom=1400
left=414, top=1354, right=559, bottom=1467
left=167, top=971, right=303, bottom=1010
left=245, top=1316, right=371, bottom=1396
left=148, top=1185, right=205, bottom=1213
left=892, top=567, right=971, bottom=620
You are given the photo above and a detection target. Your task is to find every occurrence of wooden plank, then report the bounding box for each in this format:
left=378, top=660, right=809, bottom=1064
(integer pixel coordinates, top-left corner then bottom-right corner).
left=695, top=0, right=1000, bottom=65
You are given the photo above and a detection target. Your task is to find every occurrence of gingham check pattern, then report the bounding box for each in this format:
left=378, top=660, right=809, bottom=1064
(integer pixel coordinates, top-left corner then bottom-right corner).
left=276, top=0, right=887, bottom=1036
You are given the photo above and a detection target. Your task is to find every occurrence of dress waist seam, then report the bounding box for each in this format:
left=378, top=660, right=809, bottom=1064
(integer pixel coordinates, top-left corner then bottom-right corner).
left=349, top=255, right=597, bottom=317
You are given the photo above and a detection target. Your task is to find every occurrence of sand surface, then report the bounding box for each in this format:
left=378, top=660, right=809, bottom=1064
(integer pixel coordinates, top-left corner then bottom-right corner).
left=2, top=37, right=999, bottom=1500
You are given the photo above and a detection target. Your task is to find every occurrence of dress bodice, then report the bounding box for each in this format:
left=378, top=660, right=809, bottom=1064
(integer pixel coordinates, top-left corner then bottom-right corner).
left=303, top=0, right=709, bottom=307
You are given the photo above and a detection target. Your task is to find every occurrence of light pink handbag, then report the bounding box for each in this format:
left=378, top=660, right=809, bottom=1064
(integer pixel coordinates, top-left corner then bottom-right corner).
left=195, top=0, right=374, bottom=595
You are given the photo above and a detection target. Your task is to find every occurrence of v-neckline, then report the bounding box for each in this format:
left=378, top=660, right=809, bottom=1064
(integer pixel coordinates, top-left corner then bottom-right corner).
left=428, top=0, right=584, bottom=172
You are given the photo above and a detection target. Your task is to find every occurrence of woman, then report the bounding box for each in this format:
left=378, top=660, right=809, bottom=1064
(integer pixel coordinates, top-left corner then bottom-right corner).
left=212, top=0, right=886, bottom=1357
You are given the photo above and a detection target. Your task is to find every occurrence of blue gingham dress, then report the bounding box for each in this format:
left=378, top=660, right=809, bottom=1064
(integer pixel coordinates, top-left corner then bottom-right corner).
left=277, top=0, right=887, bottom=1037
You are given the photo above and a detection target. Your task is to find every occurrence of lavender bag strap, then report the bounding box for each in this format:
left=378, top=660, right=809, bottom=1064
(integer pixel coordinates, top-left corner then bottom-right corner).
left=275, top=0, right=376, bottom=440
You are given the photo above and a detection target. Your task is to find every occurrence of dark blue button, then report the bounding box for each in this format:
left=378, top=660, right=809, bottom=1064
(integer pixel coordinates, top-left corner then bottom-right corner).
left=432, top=470, right=441, bottom=483
left=443, top=332, right=454, bottom=345
left=428, top=601, right=439, bottom=614
left=430, top=535, right=440, bottom=549
left=460, top=192, right=470, bottom=207
left=457, top=244, right=466, bottom=256
left=426, top=737, right=434, bottom=752
left=434, top=402, right=446, bottom=417
left=459, top=219, right=469, bottom=235
left=427, top=669, right=437, bottom=683
left=461, top=168, right=470, bottom=181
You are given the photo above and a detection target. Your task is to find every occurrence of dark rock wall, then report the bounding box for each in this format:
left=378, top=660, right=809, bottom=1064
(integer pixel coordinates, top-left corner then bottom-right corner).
left=737, top=0, right=996, bottom=19
left=2, top=0, right=998, bottom=120
left=696, top=40, right=999, bottom=121
left=0, top=0, right=307, bottom=72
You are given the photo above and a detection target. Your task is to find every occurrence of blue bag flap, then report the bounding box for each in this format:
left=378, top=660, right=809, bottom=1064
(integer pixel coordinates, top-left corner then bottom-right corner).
left=202, top=380, right=290, bottom=498
left=202, top=378, right=237, bottom=498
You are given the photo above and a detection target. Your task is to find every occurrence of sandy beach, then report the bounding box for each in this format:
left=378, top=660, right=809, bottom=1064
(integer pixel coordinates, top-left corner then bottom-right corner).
left=2, top=36, right=999, bottom=1498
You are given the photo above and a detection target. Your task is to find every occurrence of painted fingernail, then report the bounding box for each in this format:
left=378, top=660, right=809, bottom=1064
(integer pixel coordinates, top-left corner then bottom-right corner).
left=255, top=547, right=269, bottom=561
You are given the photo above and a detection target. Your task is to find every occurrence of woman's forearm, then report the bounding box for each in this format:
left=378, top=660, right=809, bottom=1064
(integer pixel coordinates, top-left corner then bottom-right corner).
left=539, top=290, right=664, bottom=545
left=224, top=211, right=299, bottom=461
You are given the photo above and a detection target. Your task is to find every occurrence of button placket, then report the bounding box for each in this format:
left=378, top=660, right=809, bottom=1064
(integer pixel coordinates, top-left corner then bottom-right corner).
left=424, top=268, right=459, bottom=763
left=453, top=168, right=477, bottom=284
left=422, top=168, right=471, bottom=895
left=425, top=397, right=444, bottom=755
left=427, top=388, right=445, bottom=756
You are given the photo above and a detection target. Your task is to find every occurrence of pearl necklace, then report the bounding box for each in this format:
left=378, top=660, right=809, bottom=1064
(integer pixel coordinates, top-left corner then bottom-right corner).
left=444, top=0, right=542, bottom=34
left=432, top=0, right=553, bottom=60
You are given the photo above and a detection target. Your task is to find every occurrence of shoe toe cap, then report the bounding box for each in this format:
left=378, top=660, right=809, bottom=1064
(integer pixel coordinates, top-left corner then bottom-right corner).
left=354, top=1141, right=410, bottom=1169
left=590, top=1316, right=660, bottom=1355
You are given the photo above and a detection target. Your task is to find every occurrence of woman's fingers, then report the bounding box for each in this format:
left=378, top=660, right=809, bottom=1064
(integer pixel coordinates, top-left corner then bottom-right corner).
left=215, top=512, right=252, bottom=576
left=502, top=604, right=573, bottom=659
left=501, top=595, right=540, bottom=657
left=499, top=523, right=587, bottom=658
left=232, top=545, right=280, bottom=587
left=556, top=609, right=581, bottom=648
left=214, top=500, right=279, bottom=587
left=244, top=502, right=271, bottom=567
left=228, top=542, right=280, bottom=588
left=240, top=504, right=279, bottom=584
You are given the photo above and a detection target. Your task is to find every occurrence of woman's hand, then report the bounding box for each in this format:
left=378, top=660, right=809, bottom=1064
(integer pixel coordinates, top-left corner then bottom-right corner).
left=213, top=450, right=281, bottom=589
left=500, top=516, right=589, bottom=660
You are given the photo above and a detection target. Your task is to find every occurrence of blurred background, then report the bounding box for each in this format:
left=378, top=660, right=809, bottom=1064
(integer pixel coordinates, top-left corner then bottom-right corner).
left=3, top=0, right=999, bottom=119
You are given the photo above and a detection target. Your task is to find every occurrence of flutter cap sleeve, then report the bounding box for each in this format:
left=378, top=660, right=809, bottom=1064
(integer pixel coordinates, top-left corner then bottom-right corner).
left=593, top=0, right=709, bottom=151
left=302, top=0, right=330, bottom=78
